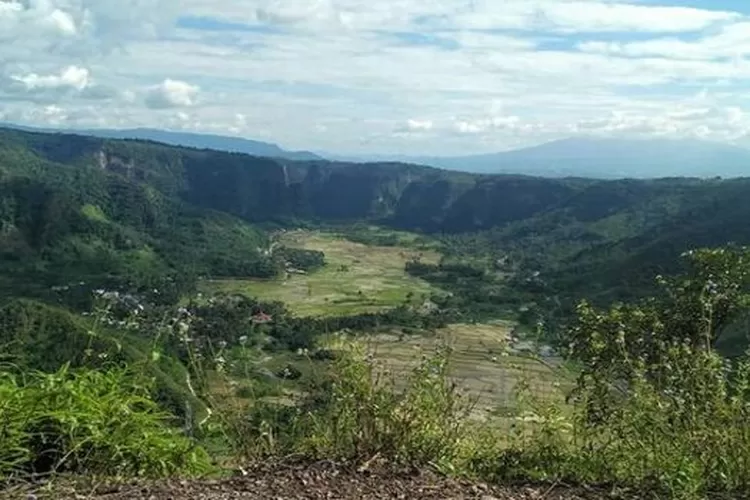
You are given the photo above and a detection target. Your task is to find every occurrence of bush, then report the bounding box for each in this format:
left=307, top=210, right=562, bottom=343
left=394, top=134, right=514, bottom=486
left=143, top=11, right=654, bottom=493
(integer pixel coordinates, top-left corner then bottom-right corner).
left=0, top=365, right=210, bottom=480
left=470, top=247, right=750, bottom=498
left=225, top=343, right=477, bottom=471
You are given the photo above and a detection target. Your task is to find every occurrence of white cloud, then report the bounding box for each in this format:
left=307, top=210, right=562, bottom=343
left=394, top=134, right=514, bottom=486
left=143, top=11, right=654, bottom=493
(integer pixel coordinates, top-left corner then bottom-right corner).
left=3, top=0, right=750, bottom=156
left=569, top=106, right=750, bottom=142
left=145, top=79, right=200, bottom=109
left=46, top=8, right=78, bottom=36
left=538, top=2, right=738, bottom=33
left=181, top=0, right=737, bottom=35
left=579, top=21, right=750, bottom=60
left=10, top=66, right=90, bottom=92
left=411, top=0, right=741, bottom=34
left=0, top=1, right=78, bottom=39
left=453, top=116, right=524, bottom=134
left=406, top=119, right=433, bottom=131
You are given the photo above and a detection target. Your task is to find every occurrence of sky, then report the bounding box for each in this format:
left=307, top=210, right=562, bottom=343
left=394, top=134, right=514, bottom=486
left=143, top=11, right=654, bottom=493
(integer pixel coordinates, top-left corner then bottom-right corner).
left=3, top=0, right=750, bottom=156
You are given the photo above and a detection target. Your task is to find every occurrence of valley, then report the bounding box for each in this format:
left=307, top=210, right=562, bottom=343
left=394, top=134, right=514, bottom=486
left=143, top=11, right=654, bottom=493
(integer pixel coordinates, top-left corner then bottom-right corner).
left=2, top=126, right=750, bottom=497
left=200, top=229, right=441, bottom=317
left=197, top=227, right=567, bottom=422
left=9, top=0, right=750, bottom=493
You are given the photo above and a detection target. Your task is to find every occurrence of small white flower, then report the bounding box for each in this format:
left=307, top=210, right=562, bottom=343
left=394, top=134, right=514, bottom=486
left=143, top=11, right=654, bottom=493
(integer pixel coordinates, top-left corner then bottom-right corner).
left=176, top=321, right=190, bottom=336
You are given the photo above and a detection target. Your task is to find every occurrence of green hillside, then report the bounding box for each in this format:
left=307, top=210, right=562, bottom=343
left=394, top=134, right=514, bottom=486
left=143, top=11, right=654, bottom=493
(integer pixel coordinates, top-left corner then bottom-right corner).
left=6, top=125, right=750, bottom=315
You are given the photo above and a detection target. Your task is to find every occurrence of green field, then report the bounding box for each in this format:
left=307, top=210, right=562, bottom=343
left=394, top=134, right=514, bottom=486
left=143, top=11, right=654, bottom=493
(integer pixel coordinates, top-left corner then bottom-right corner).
left=348, top=322, right=572, bottom=421
left=199, top=230, right=442, bottom=316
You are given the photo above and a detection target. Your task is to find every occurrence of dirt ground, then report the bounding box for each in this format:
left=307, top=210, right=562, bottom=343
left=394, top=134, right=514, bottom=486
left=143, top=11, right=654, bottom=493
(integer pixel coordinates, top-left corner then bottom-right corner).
left=8, top=462, right=634, bottom=500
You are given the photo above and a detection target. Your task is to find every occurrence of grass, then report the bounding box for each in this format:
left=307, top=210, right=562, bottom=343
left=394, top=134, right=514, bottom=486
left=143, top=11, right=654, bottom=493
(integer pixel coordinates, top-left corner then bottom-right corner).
left=336, top=322, right=573, bottom=421
left=0, top=366, right=210, bottom=481
left=80, top=204, right=109, bottom=223
left=200, top=230, right=442, bottom=317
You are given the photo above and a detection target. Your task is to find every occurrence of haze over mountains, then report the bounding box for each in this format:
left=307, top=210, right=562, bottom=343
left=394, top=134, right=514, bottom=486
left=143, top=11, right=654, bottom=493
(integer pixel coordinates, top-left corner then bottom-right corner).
left=3, top=123, right=750, bottom=179
left=345, top=137, right=750, bottom=179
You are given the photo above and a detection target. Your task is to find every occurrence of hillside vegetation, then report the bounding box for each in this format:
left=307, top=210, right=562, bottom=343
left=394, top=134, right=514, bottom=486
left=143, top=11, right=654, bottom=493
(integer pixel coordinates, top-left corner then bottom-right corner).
left=3, top=127, right=750, bottom=498
left=6, top=126, right=750, bottom=309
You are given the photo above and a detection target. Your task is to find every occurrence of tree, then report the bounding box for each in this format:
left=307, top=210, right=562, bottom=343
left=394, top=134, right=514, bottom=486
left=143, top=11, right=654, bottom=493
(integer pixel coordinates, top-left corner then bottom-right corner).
left=566, top=246, right=750, bottom=421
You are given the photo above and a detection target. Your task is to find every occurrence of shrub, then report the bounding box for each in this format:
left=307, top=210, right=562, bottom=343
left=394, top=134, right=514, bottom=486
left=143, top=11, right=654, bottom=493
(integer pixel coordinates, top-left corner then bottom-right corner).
left=470, top=247, right=750, bottom=498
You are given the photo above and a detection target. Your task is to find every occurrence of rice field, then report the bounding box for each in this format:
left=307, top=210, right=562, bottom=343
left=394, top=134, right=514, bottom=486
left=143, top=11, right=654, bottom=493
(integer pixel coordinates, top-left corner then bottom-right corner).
left=199, top=230, right=442, bottom=317
left=350, top=322, right=572, bottom=420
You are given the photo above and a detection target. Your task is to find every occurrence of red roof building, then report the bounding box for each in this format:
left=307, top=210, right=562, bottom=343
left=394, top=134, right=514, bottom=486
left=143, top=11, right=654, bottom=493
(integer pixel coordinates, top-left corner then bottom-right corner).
left=252, top=312, right=273, bottom=324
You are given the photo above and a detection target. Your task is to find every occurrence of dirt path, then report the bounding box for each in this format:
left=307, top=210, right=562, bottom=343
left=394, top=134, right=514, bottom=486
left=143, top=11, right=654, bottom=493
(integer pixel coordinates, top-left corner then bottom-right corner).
left=8, top=463, right=629, bottom=500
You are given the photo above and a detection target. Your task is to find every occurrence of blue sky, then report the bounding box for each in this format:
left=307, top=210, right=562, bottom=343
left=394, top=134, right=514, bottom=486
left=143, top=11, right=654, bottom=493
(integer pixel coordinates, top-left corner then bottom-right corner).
left=3, top=0, right=750, bottom=155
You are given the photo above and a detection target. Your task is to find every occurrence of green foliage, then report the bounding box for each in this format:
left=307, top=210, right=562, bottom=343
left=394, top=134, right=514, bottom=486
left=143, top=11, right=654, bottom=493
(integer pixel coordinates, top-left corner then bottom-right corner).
left=0, top=129, right=277, bottom=309
left=0, top=299, right=110, bottom=371
left=405, top=258, right=535, bottom=322
left=8, top=126, right=750, bottom=321
left=275, top=246, right=325, bottom=271
left=475, top=348, right=750, bottom=498
left=567, top=247, right=750, bottom=417
left=0, top=366, right=210, bottom=480
left=11, top=127, right=750, bottom=494
left=0, top=296, right=208, bottom=424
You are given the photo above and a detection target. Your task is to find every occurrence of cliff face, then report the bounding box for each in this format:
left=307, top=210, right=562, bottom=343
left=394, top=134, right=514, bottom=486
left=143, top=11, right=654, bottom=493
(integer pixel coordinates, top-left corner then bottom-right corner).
left=2, top=127, right=593, bottom=231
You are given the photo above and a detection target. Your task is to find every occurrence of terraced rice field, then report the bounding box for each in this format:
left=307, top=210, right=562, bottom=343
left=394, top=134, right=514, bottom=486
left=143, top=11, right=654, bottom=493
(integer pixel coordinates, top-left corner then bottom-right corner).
left=353, top=322, right=572, bottom=420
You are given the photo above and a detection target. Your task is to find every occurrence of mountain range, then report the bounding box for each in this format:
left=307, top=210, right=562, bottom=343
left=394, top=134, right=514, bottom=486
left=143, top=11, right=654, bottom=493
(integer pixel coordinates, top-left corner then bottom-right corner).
left=3, top=123, right=750, bottom=179
left=2, top=124, right=750, bottom=304
left=0, top=123, right=322, bottom=162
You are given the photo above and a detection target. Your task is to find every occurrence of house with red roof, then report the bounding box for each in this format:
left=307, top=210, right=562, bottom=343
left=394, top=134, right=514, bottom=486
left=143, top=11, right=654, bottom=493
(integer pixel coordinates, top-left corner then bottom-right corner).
left=252, top=312, right=273, bottom=324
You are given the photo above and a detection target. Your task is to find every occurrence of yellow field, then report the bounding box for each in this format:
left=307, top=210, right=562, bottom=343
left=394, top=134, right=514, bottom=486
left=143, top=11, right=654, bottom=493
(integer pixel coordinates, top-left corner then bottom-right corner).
left=199, top=230, right=442, bottom=316
left=351, top=322, right=572, bottom=420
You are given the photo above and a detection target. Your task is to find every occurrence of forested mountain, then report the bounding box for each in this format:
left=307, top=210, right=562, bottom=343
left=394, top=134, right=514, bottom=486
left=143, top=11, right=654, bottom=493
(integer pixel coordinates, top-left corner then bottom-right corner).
left=0, top=123, right=321, bottom=162
left=3, top=126, right=750, bottom=306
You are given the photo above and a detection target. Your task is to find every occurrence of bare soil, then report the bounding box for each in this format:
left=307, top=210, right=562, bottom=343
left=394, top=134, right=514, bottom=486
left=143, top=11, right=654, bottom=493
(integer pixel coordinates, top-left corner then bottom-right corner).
left=8, top=462, right=632, bottom=500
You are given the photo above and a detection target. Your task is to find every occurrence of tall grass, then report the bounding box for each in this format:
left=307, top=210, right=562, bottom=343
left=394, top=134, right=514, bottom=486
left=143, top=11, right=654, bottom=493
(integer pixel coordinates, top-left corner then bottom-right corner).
left=0, top=365, right=210, bottom=481
left=186, top=307, right=750, bottom=498
left=217, top=342, right=482, bottom=473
